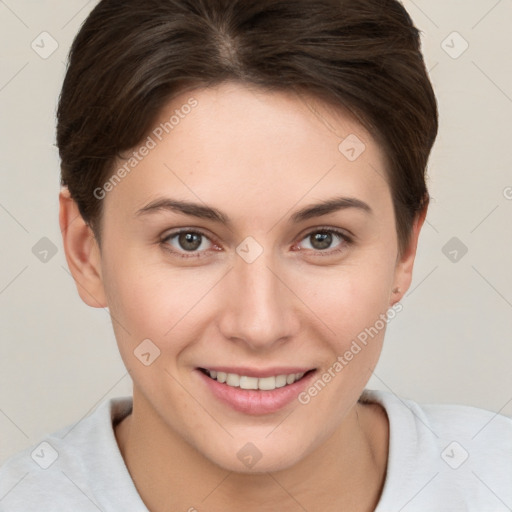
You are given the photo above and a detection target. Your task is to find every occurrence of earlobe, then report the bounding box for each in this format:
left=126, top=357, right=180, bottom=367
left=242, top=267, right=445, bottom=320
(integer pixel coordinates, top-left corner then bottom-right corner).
left=390, top=200, right=429, bottom=306
left=59, top=187, right=107, bottom=308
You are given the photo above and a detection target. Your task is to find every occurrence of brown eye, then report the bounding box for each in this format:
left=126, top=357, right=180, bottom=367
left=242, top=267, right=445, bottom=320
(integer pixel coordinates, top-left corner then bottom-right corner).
left=309, top=232, right=333, bottom=250
left=177, top=232, right=203, bottom=251
left=297, top=228, right=351, bottom=254
left=162, top=230, right=213, bottom=255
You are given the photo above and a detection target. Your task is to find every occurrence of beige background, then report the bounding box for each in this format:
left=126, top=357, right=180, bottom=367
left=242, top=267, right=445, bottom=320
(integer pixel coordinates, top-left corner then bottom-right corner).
left=0, top=0, right=511, bottom=465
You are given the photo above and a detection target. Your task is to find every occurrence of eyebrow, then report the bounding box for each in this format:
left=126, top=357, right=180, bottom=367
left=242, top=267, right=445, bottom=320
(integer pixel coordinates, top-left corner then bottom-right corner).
left=135, top=196, right=372, bottom=224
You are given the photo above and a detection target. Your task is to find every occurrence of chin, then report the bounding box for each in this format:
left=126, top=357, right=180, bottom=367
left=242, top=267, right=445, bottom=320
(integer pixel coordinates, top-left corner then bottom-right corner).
left=195, top=432, right=315, bottom=474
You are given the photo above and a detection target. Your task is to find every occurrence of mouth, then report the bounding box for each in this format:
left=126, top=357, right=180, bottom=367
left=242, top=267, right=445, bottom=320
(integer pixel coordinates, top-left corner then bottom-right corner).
left=198, top=368, right=315, bottom=391
left=196, top=366, right=317, bottom=415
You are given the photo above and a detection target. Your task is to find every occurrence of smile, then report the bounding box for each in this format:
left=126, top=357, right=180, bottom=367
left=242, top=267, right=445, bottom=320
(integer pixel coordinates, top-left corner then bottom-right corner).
left=197, top=367, right=317, bottom=414
left=200, top=368, right=310, bottom=391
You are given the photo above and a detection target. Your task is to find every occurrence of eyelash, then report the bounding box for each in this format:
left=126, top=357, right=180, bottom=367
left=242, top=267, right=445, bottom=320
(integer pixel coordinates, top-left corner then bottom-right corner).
left=160, top=226, right=353, bottom=260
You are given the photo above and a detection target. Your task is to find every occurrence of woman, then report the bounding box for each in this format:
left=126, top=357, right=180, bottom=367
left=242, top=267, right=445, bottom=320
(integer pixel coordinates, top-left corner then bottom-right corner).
left=1, top=0, right=510, bottom=510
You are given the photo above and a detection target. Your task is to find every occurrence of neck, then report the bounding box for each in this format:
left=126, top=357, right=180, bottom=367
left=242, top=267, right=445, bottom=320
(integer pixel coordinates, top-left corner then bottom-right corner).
left=115, top=388, right=389, bottom=512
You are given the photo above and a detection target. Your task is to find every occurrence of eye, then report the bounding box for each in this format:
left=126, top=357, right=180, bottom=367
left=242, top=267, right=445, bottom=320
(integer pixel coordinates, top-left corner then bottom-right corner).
left=296, top=228, right=352, bottom=254
left=160, top=227, right=352, bottom=259
left=161, top=229, right=217, bottom=258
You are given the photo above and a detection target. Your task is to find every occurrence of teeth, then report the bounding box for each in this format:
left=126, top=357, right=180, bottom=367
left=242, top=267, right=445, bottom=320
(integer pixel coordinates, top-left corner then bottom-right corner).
left=275, top=375, right=287, bottom=388
left=239, top=376, right=259, bottom=390
left=226, top=373, right=239, bottom=387
left=205, top=370, right=306, bottom=390
left=257, top=376, right=276, bottom=391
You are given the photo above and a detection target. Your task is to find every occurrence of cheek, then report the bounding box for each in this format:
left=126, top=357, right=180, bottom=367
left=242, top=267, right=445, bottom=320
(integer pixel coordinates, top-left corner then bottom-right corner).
left=303, top=257, right=395, bottom=346
left=102, top=255, right=222, bottom=357
left=294, top=265, right=394, bottom=416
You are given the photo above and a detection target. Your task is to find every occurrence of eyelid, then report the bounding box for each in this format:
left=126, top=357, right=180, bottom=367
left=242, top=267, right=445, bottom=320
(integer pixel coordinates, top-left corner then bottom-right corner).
left=161, top=227, right=215, bottom=243
left=297, top=225, right=353, bottom=242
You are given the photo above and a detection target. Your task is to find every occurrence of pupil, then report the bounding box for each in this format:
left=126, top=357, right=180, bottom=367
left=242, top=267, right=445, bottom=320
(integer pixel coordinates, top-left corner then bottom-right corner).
left=311, top=232, right=332, bottom=250
left=179, top=232, right=201, bottom=251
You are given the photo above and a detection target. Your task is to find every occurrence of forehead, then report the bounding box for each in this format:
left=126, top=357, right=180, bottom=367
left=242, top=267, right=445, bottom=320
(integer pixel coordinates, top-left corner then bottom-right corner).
left=106, top=81, right=392, bottom=222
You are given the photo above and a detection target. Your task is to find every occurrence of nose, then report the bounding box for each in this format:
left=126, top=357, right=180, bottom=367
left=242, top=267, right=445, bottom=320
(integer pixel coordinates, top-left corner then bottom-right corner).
left=217, top=247, right=300, bottom=351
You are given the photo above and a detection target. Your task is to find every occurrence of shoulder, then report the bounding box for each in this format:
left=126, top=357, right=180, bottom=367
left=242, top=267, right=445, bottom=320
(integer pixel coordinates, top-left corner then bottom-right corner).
left=361, top=389, right=512, bottom=512
left=0, top=396, right=143, bottom=512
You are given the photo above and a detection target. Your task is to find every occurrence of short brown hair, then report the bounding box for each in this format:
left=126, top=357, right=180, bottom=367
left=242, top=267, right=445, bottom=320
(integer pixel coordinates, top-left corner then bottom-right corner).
left=57, top=0, right=438, bottom=256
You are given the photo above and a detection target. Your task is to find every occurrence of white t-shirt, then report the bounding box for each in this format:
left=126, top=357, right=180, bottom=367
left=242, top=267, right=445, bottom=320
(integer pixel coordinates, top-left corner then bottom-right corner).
left=1, top=389, right=511, bottom=511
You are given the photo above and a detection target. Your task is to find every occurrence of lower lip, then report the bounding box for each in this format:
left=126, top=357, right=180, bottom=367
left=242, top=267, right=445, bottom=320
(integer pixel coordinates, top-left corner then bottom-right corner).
left=196, top=369, right=316, bottom=415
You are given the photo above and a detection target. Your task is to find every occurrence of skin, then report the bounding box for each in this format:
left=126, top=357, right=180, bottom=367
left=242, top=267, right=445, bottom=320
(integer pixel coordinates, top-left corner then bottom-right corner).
left=59, top=81, right=426, bottom=512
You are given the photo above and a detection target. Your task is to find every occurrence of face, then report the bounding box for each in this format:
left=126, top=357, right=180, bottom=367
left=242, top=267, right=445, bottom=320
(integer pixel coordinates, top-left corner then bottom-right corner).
left=73, top=82, right=418, bottom=473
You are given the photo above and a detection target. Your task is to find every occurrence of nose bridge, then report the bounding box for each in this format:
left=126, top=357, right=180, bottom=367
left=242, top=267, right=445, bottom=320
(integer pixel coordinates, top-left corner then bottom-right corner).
left=218, top=246, right=297, bottom=348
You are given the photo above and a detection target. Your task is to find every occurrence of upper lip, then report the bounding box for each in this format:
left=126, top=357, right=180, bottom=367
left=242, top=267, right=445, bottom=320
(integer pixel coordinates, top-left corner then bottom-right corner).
left=198, top=367, right=315, bottom=378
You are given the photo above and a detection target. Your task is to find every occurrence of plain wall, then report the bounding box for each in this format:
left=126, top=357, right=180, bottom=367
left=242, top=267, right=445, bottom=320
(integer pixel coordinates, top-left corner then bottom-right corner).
left=1, top=0, right=511, bottom=465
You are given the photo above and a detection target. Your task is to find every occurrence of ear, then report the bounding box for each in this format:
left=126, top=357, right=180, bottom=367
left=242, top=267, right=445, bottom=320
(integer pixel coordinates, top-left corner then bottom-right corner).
left=59, top=187, right=107, bottom=308
left=390, top=199, right=429, bottom=306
